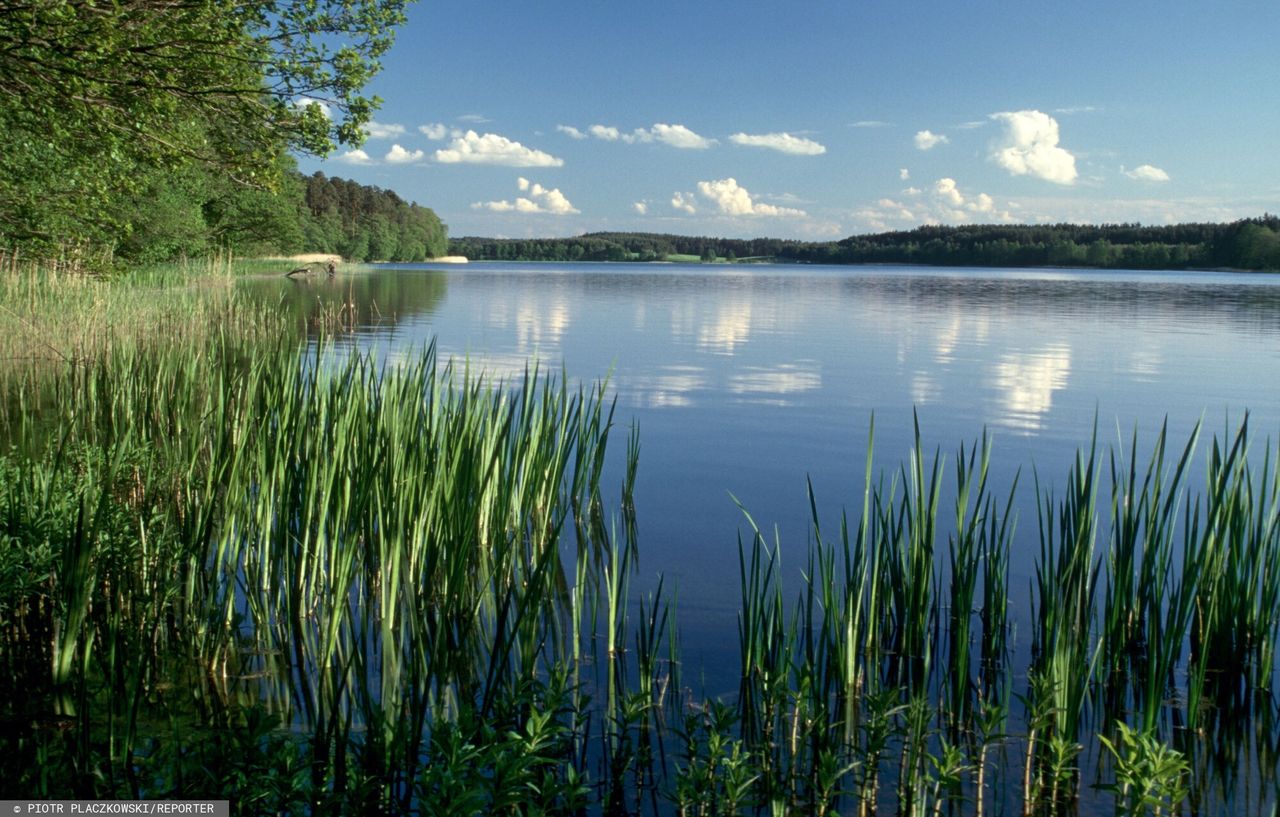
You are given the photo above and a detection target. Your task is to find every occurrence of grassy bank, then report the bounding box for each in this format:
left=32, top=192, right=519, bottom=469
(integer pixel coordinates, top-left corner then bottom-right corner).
left=0, top=254, right=285, bottom=377
left=1, top=264, right=1278, bottom=815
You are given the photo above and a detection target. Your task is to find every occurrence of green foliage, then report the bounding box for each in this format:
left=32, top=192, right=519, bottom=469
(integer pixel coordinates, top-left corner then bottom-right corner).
left=672, top=702, right=759, bottom=816
left=451, top=217, right=1280, bottom=271
left=416, top=678, right=590, bottom=817
left=300, top=172, right=448, bottom=261
left=136, top=707, right=312, bottom=815
left=2, top=273, right=1279, bottom=814
left=0, top=157, right=448, bottom=265
left=115, top=169, right=214, bottom=264
left=0, top=0, right=410, bottom=257
left=1098, top=721, right=1190, bottom=816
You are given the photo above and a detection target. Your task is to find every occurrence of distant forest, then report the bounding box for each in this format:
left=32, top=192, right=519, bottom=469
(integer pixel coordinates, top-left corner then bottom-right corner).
left=117, top=165, right=449, bottom=264
left=297, top=171, right=448, bottom=263
left=450, top=216, right=1280, bottom=271
left=1, top=156, right=447, bottom=266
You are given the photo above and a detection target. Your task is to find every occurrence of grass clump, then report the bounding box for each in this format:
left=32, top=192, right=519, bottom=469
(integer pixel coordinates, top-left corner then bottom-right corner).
left=1, top=263, right=1278, bottom=814
left=0, top=316, right=638, bottom=812
left=0, top=253, right=286, bottom=396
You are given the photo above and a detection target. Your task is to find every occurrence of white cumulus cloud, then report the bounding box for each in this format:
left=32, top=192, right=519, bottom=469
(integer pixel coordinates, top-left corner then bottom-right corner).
left=899, top=168, right=911, bottom=181
left=592, top=123, right=714, bottom=148
left=633, top=201, right=648, bottom=215
left=384, top=144, right=425, bottom=164
left=1123, top=164, right=1171, bottom=182
left=435, top=130, right=564, bottom=167
left=728, top=132, right=826, bottom=156
left=696, top=178, right=807, bottom=217
left=364, top=121, right=406, bottom=140
left=935, top=177, right=964, bottom=207
left=854, top=178, right=1012, bottom=232
left=556, top=125, right=587, bottom=139
left=419, top=123, right=449, bottom=140
left=292, top=98, right=332, bottom=119
left=335, top=149, right=373, bottom=165
left=989, top=110, right=1078, bottom=185
left=472, top=177, right=579, bottom=215
left=934, top=178, right=1004, bottom=219
left=650, top=123, right=715, bottom=149
left=914, top=130, right=949, bottom=150
left=671, top=192, right=697, bottom=214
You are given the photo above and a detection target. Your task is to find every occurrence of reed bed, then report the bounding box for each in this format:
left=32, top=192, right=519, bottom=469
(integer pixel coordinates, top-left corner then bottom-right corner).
left=1, top=283, right=1278, bottom=813
left=719, top=417, right=1280, bottom=817
left=0, top=334, right=644, bottom=812
left=0, top=254, right=286, bottom=411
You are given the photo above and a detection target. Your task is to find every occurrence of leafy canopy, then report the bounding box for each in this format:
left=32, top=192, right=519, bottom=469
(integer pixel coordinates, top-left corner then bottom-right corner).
left=0, top=0, right=410, bottom=248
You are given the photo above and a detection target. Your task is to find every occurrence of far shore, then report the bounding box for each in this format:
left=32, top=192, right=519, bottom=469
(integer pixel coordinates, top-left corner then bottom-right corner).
left=262, top=253, right=468, bottom=265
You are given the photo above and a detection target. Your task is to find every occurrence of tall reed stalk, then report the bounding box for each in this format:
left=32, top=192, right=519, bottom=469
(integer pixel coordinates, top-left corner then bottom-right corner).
left=1, top=332, right=636, bottom=810
left=1027, top=433, right=1102, bottom=811
left=5, top=301, right=1280, bottom=815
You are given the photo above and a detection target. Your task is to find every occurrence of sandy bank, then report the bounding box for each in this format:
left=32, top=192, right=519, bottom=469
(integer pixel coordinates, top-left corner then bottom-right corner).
left=430, top=255, right=469, bottom=264
left=264, top=253, right=342, bottom=264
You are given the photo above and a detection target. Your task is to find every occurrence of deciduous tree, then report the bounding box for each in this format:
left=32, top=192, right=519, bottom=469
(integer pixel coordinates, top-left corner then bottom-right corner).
left=0, top=0, right=409, bottom=250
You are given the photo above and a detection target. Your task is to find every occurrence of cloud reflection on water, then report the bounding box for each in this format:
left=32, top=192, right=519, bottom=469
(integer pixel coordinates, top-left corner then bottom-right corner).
left=991, top=344, right=1073, bottom=432
left=698, top=300, right=754, bottom=354
left=514, top=300, right=570, bottom=351
left=911, top=372, right=940, bottom=406
left=628, top=365, right=707, bottom=408
left=728, top=362, right=822, bottom=406
left=1126, top=346, right=1163, bottom=381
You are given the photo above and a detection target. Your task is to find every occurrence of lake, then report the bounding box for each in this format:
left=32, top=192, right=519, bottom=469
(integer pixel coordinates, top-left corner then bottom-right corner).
left=237, top=260, right=1280, bottom=812
left=250, top=261, right=1280, bottom=689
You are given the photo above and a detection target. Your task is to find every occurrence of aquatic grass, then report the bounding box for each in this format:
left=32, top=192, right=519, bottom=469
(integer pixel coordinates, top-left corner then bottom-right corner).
left=1098, top=720, right=1191, bottom=817
left=3, top=312, right=1280, bottom=816
left=0, top=254, right=290, bottom=452
left=1101, top=421, right=1202, bottom=735
left=883, top=413, right=944, bottom=696
left=1187, top=419, right=1280, bottom=717
left=0, top=253, right=280, bottom=369
left=1027, top=429, right=1103, bottom=810
left=734, top=511, right=793, bottom=804
left=807, top=417, right=880, bottom=752
left=0, top=330, right=637, bottom=808
left=942, top=430, right=1017, bottom=741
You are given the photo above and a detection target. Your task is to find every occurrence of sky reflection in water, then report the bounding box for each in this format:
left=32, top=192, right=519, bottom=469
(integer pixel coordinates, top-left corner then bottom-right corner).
left=258, top=261, right=1280, bottom=688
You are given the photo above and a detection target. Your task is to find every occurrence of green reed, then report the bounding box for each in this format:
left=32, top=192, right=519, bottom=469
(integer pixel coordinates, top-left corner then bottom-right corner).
left=883, top=413, right=944, bottom=697
left=718, top=418, right=1280, bottom=816
left=3, top=290, right=1280, bottom=814
left=1026, top=431, right=1102, bottom=811
left=1101, top=421, right=1201, bottom=734
left=1187, top=418, right=1280, bottom=715
left=0, top=331, right=639, bottom=809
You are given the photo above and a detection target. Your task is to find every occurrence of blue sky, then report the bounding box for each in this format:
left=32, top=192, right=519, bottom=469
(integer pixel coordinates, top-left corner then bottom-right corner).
left=294, top=0, right=1280, bottom=240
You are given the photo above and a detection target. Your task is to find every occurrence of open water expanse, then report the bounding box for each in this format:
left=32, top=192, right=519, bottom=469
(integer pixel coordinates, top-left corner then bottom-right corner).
left=251, top=261, right=1280, bottom=690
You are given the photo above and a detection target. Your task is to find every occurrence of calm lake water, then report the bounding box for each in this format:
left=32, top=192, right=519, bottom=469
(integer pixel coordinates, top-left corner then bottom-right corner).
left=246, top=261, right=1280, bottom=691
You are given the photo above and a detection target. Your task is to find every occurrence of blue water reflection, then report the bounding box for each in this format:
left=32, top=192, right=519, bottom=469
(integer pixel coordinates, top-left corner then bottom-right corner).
left=251, top=261, right=1280, bottom=690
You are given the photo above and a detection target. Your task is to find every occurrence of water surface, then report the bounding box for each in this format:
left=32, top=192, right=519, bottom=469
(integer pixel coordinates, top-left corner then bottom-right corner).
left=246, top=261, right=1280, bottom=687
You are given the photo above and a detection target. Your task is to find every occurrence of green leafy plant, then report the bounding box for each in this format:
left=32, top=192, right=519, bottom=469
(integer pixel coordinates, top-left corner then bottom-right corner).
left=1098, top=721, right=1190, bottom=817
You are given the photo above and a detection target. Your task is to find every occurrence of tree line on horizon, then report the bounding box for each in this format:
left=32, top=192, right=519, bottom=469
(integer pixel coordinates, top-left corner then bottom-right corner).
left=450, top=216, right=1280, bottom=271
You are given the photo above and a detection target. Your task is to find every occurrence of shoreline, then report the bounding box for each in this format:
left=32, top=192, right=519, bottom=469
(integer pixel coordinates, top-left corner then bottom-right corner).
left=261, top=253, right=469, bottom=265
